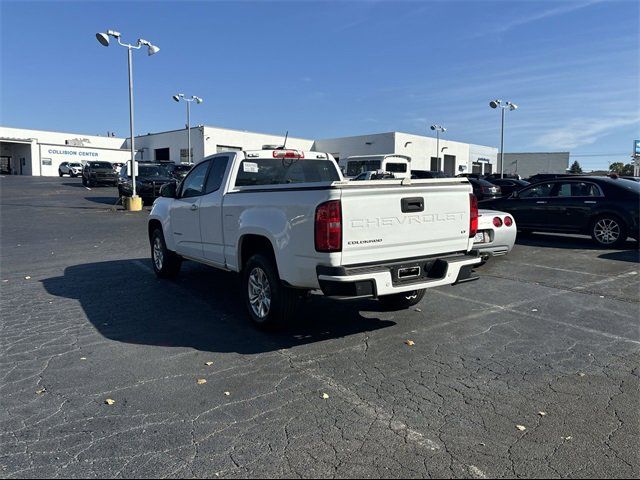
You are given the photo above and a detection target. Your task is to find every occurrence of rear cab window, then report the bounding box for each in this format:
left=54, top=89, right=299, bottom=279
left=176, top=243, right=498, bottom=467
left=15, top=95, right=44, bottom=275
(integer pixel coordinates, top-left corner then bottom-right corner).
left=235, top=157, right=340, bottom=187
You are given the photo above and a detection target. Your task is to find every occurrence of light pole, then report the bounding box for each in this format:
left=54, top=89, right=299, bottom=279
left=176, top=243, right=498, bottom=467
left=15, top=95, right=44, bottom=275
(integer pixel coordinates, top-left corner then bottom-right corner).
left=489, top=99, right=518, bottom=178
left=95, top=30, right=159, bottom=209
left=430, top=125, right=446, bottom=171
left=173, top=94, right=203, bottom=164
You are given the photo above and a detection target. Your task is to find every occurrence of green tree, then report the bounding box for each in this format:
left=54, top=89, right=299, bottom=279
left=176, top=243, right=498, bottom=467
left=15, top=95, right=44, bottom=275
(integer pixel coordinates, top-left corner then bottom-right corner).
left=610, top=162, right=634, bottom=175
left=609, top=162, right=625, bottom=173
left=568, top=160, right=583, bottom=174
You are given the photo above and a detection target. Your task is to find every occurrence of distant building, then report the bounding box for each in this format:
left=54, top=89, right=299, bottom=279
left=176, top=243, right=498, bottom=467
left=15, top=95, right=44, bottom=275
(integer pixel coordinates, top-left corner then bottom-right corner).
left=0, top=126, right=130, bottom=176
left=498, top=152, right=570, bottom=179
left=1, top=124, right=498, bottom=177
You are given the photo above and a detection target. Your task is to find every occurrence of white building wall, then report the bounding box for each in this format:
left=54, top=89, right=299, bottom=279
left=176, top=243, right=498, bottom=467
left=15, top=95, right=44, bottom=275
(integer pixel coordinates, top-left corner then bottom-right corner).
left=202, top=126, right=313, bottom=158
left=393, top=132, right=471, bottom=174
left=312, top=133, right=397, bottom=168
left=0, top=126, right=130, bottom=176
left=468, top=143, right=498, bottom=174
left=133, top=128, right=204, bottom=163
left=133, top=126, right=314, bottom=165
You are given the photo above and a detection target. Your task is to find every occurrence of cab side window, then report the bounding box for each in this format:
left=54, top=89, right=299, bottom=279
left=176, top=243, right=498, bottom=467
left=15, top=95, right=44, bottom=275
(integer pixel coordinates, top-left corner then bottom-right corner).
left=555, top=182, right=602, bottom=197
left=204, top=156, right=230, bottom=194
left=519, top=182, right=554, bottom=198
left=180, top=160, right=210, bottom=198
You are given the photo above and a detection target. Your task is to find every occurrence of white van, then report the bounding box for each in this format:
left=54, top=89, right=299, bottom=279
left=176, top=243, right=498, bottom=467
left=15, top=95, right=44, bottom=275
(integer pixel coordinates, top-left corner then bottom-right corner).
left=343, top=154, right=411, bottom=179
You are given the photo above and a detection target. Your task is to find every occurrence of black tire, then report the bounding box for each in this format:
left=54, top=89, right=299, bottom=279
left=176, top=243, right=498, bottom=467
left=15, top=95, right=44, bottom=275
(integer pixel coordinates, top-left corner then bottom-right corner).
left=58, top=170, right=63, bottom=177
left=150, top=228, right=182, bottom=279
left=88, top=179, right=95, bottom=188
left=82, top=177, right=87, bottom=186
left=242, top=254, right=297, bottom=330
left=590, top=214, right=628, bottom=248
left=379, top=289, right=426, bottom=310
left=117, top=186, right=124, bottom=198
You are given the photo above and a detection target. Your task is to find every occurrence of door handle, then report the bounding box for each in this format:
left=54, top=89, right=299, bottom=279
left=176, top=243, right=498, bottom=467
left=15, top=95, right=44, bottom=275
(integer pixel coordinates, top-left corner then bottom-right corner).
left=584, top=201, right=596, bottom=204
left=190, top=204, right=198, bottom=211
left=536, top=201, right=547, bottom=204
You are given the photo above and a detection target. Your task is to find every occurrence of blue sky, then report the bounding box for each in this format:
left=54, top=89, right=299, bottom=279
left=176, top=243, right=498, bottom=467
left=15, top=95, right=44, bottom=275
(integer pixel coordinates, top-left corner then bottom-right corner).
left=1, top=0, right=638, bottom=170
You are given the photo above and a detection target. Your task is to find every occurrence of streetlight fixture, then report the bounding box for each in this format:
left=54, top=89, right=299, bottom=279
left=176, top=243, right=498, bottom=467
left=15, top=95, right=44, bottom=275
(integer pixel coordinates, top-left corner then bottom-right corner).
left=489, top=99, right=518, bottom=179
left=430, top=124, right=446, bottom=171
left=95, top=29, right=160, bottom=210
left=173, top=94, right=204, bottom=164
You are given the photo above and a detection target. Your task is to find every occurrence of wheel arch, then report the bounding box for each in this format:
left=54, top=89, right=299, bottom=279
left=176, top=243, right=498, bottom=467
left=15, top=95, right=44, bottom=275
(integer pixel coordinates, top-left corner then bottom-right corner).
left=238, top=234, right=277, bottom=273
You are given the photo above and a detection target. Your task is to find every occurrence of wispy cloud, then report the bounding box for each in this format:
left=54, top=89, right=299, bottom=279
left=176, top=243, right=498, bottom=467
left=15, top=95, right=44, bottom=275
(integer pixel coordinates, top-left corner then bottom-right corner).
left=468, top=0, right=604, bottom=39
left=534, top=115, right=640, bottom=149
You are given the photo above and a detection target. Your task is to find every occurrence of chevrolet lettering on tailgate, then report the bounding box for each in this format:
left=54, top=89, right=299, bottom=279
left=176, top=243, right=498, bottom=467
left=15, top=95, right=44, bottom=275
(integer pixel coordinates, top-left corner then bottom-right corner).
left=350, top=212, right=466, bottom=228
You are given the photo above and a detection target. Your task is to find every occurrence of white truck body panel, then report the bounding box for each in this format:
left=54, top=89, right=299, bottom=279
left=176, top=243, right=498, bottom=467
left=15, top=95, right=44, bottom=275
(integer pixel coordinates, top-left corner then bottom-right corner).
left=149, top=150, right=480, bottom=296
left=338, top=180, right=473, bottom=265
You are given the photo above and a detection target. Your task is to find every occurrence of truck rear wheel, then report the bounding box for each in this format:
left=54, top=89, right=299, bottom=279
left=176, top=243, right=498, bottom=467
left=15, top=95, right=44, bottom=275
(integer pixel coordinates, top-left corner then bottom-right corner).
left=242, top=254, right=297, bottom=330
left=379, top=289, right=426, bottom=310
left=150, top=228, right=182, bottom=279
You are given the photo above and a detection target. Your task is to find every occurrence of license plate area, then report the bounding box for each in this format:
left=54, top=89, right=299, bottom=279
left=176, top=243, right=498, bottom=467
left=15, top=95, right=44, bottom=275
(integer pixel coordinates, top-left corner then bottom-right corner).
left=391, top=260, right=447, bottom=286
left=398, top=266, right=421, bottom=279
left=473, top=231, right=491, bottom=244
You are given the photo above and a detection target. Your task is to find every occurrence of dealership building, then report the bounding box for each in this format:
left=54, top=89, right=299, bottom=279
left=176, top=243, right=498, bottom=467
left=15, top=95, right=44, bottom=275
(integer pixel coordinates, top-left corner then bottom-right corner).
left=0, top=124, right=498, bottom=177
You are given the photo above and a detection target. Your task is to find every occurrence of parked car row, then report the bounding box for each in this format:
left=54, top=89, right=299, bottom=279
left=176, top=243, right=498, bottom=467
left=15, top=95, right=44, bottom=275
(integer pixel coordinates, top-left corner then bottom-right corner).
left=480, top=176, right=640, bottom=247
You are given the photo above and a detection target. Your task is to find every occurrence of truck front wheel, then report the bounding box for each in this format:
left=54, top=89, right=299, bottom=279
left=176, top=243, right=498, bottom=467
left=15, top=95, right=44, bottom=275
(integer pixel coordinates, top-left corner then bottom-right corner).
left=150, top=228, right=182, bottom=279
left=243, top=254, right=297, bottom=330
left=378, top=289, right=426, bottom=310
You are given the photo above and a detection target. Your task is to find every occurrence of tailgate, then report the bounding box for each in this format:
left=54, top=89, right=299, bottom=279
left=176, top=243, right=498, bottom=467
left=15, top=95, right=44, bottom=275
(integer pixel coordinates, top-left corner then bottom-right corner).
left=339, top=179, right=472, bottom=265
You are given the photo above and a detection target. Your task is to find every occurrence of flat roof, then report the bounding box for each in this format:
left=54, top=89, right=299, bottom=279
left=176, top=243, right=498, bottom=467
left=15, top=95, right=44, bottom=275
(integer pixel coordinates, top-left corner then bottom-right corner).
left=135, top=124, right=312, bottom=142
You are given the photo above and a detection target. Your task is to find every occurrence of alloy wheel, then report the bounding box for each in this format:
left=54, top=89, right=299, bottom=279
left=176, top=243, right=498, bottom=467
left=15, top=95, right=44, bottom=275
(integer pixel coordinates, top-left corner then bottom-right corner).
left=594, top=218, right=620, bottom=245
left=248, top=267, right=272, bottom=319
left=153, top=236, right=164, bottom=271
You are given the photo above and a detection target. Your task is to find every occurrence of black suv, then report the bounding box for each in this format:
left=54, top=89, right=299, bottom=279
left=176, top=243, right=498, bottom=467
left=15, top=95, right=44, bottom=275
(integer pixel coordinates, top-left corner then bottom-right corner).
left=118, top=162, right=175, bottom=204
left=82, top=161, right=118, bottom=187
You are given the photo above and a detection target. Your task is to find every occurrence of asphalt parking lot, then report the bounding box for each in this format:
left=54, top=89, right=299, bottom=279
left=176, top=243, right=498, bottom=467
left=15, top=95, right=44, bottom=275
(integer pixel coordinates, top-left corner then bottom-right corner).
left=1, top=176, right=639, bottom=479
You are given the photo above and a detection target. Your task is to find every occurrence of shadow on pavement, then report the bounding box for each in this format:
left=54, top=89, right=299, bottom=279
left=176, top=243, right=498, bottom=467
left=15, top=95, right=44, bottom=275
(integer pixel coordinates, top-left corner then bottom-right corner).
left=42, top=259, right=393, bottom=354
left=598, top=250, right=640, bottom=263
left=516, top=231, right=638, bottom=251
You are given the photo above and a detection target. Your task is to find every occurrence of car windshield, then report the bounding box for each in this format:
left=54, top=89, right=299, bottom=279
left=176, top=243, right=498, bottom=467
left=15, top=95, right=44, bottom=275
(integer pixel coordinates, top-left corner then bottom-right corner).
left=346, top=160, right=381, bottom=177
left=138, top=165, right=171, bottom=177
left=89, top=162, right=112, bottom=169
left=69, top=163, right=82, bottom=167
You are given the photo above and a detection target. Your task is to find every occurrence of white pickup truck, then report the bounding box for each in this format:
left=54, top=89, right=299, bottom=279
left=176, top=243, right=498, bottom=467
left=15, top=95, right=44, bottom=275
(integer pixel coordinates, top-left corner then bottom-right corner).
left=148, top=148, right=481, bottom=328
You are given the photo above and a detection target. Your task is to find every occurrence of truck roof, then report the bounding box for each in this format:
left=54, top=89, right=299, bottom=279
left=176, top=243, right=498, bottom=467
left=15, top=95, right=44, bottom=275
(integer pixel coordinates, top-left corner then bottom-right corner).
left=242, top=149, right=333, bottom=160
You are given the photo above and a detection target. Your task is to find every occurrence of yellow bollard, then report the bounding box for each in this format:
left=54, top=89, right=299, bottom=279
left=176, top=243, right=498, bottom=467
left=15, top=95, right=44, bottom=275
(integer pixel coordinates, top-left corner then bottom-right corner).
left=123, top=195, right=143, bottom=211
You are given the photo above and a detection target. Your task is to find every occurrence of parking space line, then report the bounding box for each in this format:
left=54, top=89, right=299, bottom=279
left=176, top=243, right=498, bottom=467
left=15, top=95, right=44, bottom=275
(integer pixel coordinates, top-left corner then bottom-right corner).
left=507, top=261, right=610, bottom=277
left=432, top=289, right=640, bottom=346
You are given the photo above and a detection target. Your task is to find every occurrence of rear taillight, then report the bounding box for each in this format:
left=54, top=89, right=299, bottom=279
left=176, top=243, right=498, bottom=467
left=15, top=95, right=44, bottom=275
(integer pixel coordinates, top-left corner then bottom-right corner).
left=504, top=216, right=513, bottom=227
left=469, top=194, right=478, bottom=237
left=493, top=216, right=503, bottom=227
left=315, top=200, right=342, bottom=252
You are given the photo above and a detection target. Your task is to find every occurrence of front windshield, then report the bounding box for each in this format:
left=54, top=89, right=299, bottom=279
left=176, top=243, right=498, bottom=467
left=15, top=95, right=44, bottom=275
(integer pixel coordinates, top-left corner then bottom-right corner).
left=69, top=163, right=82, bottom=167
left=89, top=162, right=112, bottom=169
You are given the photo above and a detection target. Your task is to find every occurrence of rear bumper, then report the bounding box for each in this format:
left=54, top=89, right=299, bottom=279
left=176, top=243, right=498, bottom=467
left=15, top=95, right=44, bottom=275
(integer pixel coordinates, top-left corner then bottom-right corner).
left=317, top=252, right=481, bottom=298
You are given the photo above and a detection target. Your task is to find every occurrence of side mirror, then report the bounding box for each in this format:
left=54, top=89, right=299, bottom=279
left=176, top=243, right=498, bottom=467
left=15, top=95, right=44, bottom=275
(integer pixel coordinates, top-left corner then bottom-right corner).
left=160, top=181, right=177, bottom=198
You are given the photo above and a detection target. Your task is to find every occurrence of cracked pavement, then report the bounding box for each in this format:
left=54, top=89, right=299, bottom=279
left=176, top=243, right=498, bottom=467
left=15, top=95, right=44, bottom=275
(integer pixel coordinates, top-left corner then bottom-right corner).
left=1, top=176, right=639, bottom=478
